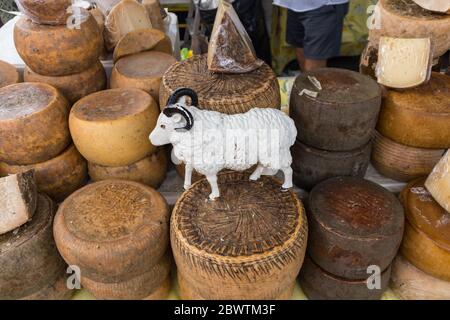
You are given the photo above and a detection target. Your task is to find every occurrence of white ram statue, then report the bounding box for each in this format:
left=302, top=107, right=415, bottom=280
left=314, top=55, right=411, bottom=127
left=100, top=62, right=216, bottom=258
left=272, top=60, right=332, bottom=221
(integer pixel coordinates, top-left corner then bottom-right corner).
left=149, top=88, right=297, bottom=199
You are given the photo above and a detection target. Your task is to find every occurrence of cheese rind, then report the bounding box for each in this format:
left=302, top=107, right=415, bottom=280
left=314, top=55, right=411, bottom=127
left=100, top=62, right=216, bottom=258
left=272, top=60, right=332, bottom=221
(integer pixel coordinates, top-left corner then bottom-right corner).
left=16, top=0, right=71, bottom=25
left=142, top=0, right=165, bottom=31
left=20, top=271, right=73, bottom=300
left=0, top=60, right=20, bottom=89
left=142, top=276, right=171, bottom=300
left=425, top=150, right=450, bottom=213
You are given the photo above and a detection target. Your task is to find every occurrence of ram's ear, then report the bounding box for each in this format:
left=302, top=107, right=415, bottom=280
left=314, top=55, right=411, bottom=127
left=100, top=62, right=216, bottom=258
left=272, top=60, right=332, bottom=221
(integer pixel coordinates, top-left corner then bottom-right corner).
left=171, top=113, right=183, bottom=123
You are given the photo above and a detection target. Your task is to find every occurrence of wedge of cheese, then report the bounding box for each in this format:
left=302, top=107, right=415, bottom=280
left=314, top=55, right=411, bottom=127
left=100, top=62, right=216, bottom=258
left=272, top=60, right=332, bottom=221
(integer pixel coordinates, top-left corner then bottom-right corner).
left=412, top=0, right=450, bottom=14
left=425, top=150, right=450, bottom=213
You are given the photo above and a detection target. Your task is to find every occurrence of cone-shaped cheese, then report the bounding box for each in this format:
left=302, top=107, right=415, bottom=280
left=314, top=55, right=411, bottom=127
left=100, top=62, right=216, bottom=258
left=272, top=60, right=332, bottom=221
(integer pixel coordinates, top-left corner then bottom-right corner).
left=0, top=60, right=20, bottom=89
left=412, top=0, right=450, bottom=13
left=425, top=150, right=450, bottom=213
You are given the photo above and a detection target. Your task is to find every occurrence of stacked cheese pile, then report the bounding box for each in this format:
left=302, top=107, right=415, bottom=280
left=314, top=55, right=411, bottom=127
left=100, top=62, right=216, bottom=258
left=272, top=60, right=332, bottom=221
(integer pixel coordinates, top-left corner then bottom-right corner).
left=53, top=180, right=171, bottom=300
left=0, top=83, right=87, bottom=201
left=299, top=177, right=404, bottom=300
left=0, top=60, right=20, bottom=89
left=172, top=172, right=308, bottom=300
left=70, top=88, right=167, bottom=188
left=289, top=69, right=382, bottom=190
left=13, top=2, right=106, bottom=105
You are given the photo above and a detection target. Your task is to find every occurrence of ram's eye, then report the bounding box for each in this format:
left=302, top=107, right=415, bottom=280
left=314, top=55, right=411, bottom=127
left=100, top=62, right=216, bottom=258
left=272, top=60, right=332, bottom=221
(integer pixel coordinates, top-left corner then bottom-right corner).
left=160, top=124, right=166, bottom=129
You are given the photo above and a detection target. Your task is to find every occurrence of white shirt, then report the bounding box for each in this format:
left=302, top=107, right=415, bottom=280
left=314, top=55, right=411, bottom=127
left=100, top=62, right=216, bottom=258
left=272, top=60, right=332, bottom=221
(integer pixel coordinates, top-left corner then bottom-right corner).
left=273, top=0, right=349, bottom=12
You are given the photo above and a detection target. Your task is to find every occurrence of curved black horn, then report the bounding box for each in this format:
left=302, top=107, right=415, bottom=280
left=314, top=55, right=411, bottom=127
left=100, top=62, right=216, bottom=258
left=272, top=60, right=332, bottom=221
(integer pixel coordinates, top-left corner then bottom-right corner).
left=163, top=106, right=194, bottom=131
left=166, top=88, right=199, bottom=107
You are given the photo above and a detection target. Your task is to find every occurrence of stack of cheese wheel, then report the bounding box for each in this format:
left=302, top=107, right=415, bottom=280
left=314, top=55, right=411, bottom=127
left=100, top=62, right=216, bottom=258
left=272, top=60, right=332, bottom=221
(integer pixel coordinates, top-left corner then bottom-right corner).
left=53, top=180, right=171, bottom=300
left=0, top=60, right=20, bottom=89
left=373, top=72, right=450, bottom=181
left=172, top=172, right=308, bottom=300
left=289, top=68, right=382, bottom=190
left=70, top=88, right=167, bottom=188
left=299, top=177, right=404, bottom=299
left=14, top=6, right=106, bottom=105
left=0, top=83, right=87, bottom=201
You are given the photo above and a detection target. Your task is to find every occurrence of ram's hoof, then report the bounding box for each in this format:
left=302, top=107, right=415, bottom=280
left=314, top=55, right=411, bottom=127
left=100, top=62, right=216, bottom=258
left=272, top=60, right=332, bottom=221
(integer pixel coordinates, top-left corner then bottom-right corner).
left=183, top=184, right=191, bottom=190
left=280, top=187, right=291, bottom=192
left=209, top=194, right=219, bottom=200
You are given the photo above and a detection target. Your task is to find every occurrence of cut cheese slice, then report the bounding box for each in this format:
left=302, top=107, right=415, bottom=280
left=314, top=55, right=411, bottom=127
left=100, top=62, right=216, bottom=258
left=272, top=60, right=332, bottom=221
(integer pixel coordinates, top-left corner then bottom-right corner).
left=425, top=150, right=450, bottom=213
left=0, top=60, right=20, bottom=89
left=412, top=0, right=450, bottom=14
left=377, top=37, right=432, bottom=89
left=0, top=170, right=37, bottom=235
left=142, top=0, right=165, bottom=31
left=15, top=0, right=71, bottom=25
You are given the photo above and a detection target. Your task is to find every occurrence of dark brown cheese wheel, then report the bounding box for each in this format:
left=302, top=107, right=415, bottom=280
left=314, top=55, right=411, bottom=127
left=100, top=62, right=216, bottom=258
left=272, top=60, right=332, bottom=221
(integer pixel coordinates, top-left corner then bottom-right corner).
left=0, top=194, right=66, bottom=300
left=371, top=131, right=445, bottom=182
left=20, top=271, right=73, bottom=300
left=0, top=144, right=88, bottom=202
left=290, top=68, right=381, bottom=151
left=0, top=82, right=71, bottom=165
left=88, top=148, right=167, bottom=189
left=111, top=51, right=176, bottom=103
left=54, top=180, right=170, bottom=283
left=142, top=275, right=171, bottom=300
left=308, top=177, right=404, bottom=280
left=24, top=61, right=107, bottom=104
left=81, top=252, right=171, bottom=300
left=15, top=0, right=71, bottom=25
left=171, top=172, right=308, bottom=300
left=399, top=178, right=450, bottom=281
left=160, top=54, right=280, bottom=114
left=299, top=256, right=391, bottom=300
left=14, top=12, right=102, bottom=76
left=377, top=72, right=450, bottom=148
left=0, top=60, right=20, bottom=88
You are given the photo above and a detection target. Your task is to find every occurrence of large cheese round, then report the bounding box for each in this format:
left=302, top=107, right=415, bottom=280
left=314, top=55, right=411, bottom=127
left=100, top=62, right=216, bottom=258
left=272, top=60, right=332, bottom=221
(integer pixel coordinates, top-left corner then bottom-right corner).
left=14, top=12, right=102, bottom=76
left=15, top=0, right=71, bottom=25
left=24, top=61, right=107, bottom=104
left=171, top=172, right=308, bottom=300
left=20, top=271, right=73, bottom=300
left=377, top=73, right=450, bottom=148
left=0, top=194, right=66, bottom=300
left=0, top=144, right=88, bottom=202
left=111, top=51, right=176, bottom=103
left=69, top=88, right=159, bottom=167
left=400, top=178, right=450, bottom=281
left=0, top=60, right=20, bottom=89
left=88, top=147, right=167, bottom=188
left=425, top=150, right=450, bottom=212
left=54, top=180, right=169, bottom=283
left=0, top=82, right=71, bottom=165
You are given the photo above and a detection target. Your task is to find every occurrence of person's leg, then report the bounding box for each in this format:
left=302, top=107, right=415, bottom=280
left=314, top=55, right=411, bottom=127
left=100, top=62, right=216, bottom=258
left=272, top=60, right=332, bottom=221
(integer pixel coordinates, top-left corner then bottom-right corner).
left=286, top=9, right=306, bottom=71
left=295, top=48, right=306, bottom=71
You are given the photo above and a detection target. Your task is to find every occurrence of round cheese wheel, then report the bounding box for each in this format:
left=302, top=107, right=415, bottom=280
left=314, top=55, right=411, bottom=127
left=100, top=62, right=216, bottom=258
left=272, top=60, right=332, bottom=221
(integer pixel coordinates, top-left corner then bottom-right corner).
left=20, top=271, right=73, bottom=300
left=54, top=180, right=169, bottom=283
left=171, top=172, right=308, bottom=300
left=14, top=12, right=102, bottom=76
left=88, top=148, right=167, bottom=188
left=0, top=194, right=66, bottom=300
left=111, top=51, right=176, bottom=103
left=400, top=177, right=450, bottom=281
left=0, top=144, right=88, bottom=202
left=0, top=82, right=71, bottom=165
left=15, top=0, right=71, bottom=25
left=142, top=276, right=171, bottom=300
left=308, top=176, right=404, bottom=280
left=391, top=254, right=450, bottom=300
left=425, top=150, right=450, bottom=213
left=160, top=54, right=280, bottom=114
left=69, top=88, right=159, bottom=167
left=24, top=61, right=107, bottom=104
left=0, top=60, right=20, bottom=89
left=371, top=131, right=446, bottom=182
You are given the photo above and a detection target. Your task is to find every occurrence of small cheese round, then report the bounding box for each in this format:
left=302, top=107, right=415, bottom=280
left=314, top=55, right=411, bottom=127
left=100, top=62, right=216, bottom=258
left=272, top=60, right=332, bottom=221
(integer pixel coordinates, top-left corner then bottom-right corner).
left=15, top=0, right=71, bottom=25
left=0, top=60, right=20, bottom=89
left=425, top=150, right=450, bottom=213
left=20, top=271, right=73, bottom=300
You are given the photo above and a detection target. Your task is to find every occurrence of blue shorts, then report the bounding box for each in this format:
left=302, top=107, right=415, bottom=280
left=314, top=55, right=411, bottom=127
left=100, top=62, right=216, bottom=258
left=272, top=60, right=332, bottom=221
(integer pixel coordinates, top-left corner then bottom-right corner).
left=286, top=4, right=349, bottom=60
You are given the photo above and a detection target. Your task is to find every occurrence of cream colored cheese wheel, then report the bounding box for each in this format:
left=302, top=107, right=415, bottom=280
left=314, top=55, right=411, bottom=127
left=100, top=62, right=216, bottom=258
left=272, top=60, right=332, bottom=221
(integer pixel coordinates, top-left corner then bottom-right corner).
left=425, top=150, right=450, bottom=212
left=0, top=60, right=20, bottom=89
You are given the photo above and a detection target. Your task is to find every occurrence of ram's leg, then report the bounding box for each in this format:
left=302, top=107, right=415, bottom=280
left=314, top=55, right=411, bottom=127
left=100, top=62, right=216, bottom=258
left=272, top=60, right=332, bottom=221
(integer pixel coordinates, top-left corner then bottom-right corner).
left=249, top=164, right=264, bottom=181
left=184, top=163, right=193, bottom=190
left=281, top=166, right=293, bottom=190
left=206, top=174, right=220, bottom=200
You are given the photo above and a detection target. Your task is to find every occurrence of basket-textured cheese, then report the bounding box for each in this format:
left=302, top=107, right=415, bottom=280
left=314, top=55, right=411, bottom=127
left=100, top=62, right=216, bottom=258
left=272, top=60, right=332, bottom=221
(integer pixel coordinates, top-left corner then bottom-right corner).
left=111, top=51, right=176, bottom=102
left=24, top=61, right=107, bottom=104
left=0, top=83, right=71, bottom=165
left=69, top=88, right=159, bottom=167
left=412, top=0, right=450, bottom=14
left=20, top=271, right=73, bottom=300
left=0, top=144, right=88, bottom=202
left=425, top=150, right=450, bottom=212
left=377, top=72, right=450, bottom=148
left=171, top=172, right=308, bottom=300
left=15, top=0, right=71, bottom=25
left=54, top=180, right=169, bottom=283
left=14, top=12, right=103, bottom=76
left=88, top=147, right=167, bottom=188
left=142, top=276, right=171, bottom=300
left=0, top=60, right=20, bottom=89
left=400, top=178, right=450, bottom=281
left=0, top=194, right=66, bottom=300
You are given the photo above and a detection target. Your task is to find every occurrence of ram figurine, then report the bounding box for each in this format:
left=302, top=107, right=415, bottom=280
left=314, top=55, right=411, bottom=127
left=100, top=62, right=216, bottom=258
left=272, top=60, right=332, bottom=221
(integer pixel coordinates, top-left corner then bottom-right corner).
left=149, top=88, right=297, bottom=199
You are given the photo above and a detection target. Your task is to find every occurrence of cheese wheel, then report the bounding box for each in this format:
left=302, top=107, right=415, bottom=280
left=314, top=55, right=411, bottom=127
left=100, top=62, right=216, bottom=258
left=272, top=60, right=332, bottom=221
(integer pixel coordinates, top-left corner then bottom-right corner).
left=142, top=0, right=166, bottom=32
left=371, top=131, right=446, bottom=182
left=0, top=194, right=66, bottom=300
left=377, top=72, right=450, bottom=148
left=15, top=0, right=71, bottom=25
left=171, top=172, right=308, bottom=300
left=391, top=254, right=450, bottom=300
left=81, top=252, right=171, bottom=300
left=88, top=148, right=167, bottom=188
left=24, top=61, right=107, bottom=104
left=369, top=0, right=450, bottom=59
left=0, top=60, right=20, bottom=89
left=0, top=82, right=71, bottom=165
left=400, top=178, right=450, bottom=281
left=20, top=271, right=73, bottom=300
left=142, top=276, right=171, bottom=300
left=308, top=177, right=404, bottom=280
left=0, top=144, right=88, bottom=202
left=54, top=180, right=169, bottom=283
left=69, top=88, right=159, bottom=167
left=111, top=51, right=176, bottom=103
left=14, top=12, right=103, bottom=76
left=425, top=150, right=450, bottom=212
left=113, top=28, right=172, bottom=62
